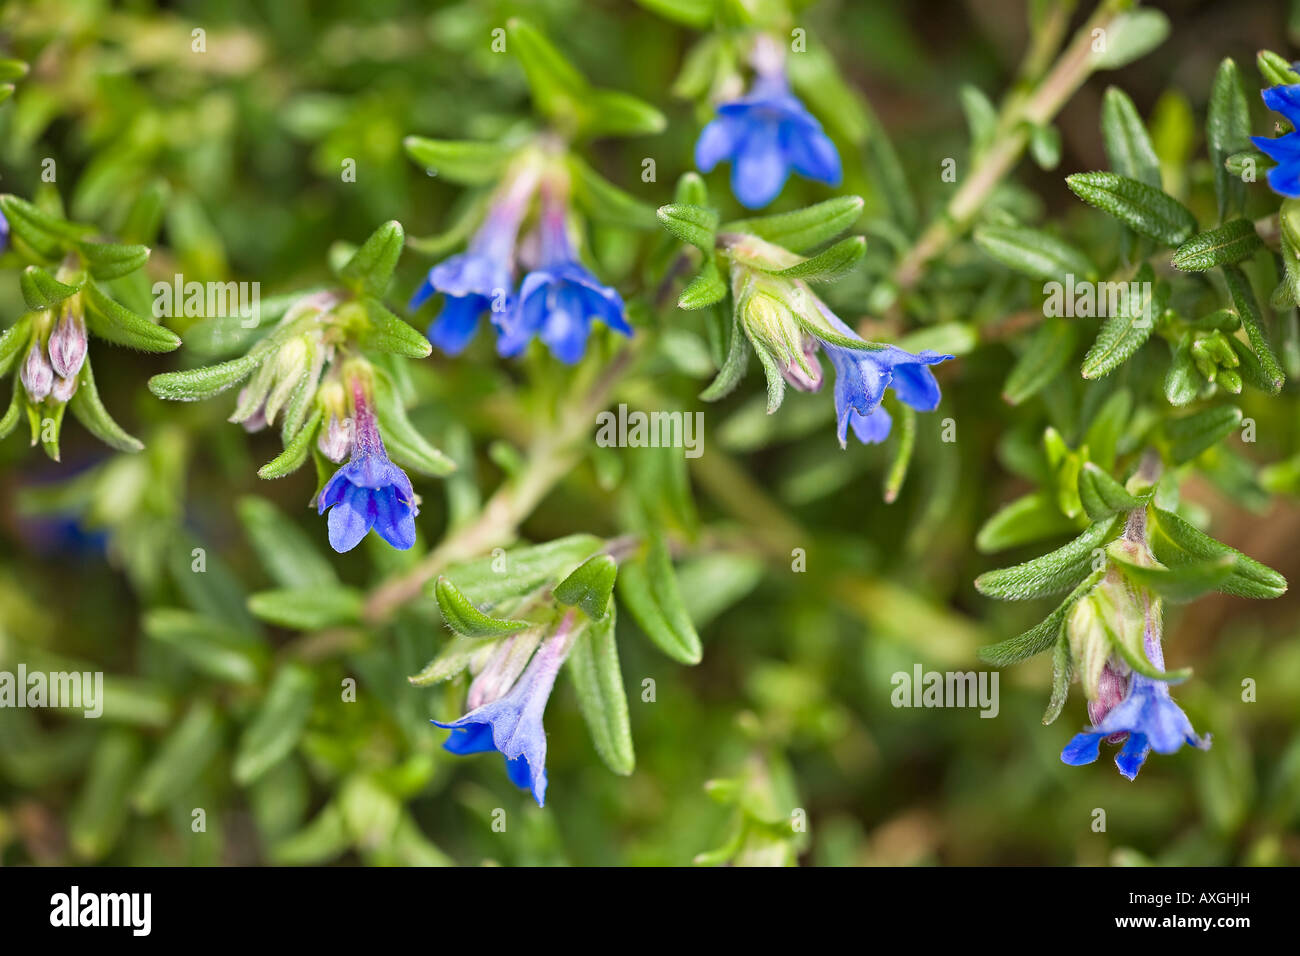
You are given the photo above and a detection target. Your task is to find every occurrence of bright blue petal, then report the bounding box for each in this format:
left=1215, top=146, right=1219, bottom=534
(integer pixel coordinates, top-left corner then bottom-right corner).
left=846, top=404, right=892, bottom=446
left=1262, top=84, right=1300, bottom=127
left=890, top=360, right=946, bottom=411
left=695, top=116, right=740, bottom=172
left=436, top=721, right=497, bottom=755
left=731, top=121, right=790, bottom=209
left=428, top=295, right=488, bottom=355
left=1267, top=163, right=1300, bottom=199
left=1115, top=733, right=1150, bottom=780
left=1061, top=732, right=1102, bottom=766
left=371, top=487, right=416, bottom=550
left=1251, top=132, right=1300, bottom=162
left=782, top=124, right=842, bottom=186
left=327, top=483, right=374, bottom=553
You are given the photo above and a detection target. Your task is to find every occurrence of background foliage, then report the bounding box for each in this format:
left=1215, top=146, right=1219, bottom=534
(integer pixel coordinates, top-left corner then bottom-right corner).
left=1, top=0, right=1299, bottom=866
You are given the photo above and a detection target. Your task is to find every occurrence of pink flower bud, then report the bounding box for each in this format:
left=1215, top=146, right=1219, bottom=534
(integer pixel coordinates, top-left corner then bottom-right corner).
left=51, top=375, right=78, bottom=403
left=317, top=414, right=354, bottom=462
left=47, top=313, right=87, bottom=380
left=20, top=343, right=53, bottom=403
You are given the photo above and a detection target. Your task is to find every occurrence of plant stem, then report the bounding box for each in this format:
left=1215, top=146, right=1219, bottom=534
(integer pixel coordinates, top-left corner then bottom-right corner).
left=362, top=347, right=634, bottom=624
left=890, top=0, right=1124, bottom=294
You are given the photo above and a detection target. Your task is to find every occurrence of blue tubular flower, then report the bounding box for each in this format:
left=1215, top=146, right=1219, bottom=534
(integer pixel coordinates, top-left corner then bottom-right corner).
left=432, top=623, right=575, bottom=807
left=316, top=376, right=418, bottom=552
left=409, top=165, right=539, bottom=354
left=1061, top=673, right=1210, bottom=780
left=815, top=307, right=951, bottom=447
left=1251, top=85, right=1300, bottom=198
left=695, top=68, right=841, bottom=210
left=495, top=181, right=632, bottom=364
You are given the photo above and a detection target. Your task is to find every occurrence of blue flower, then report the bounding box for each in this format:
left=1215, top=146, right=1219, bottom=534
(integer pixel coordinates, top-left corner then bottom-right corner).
left=1251, top=85, right=1300, bottom=198
left=695, top=73, right=842, bottom=209
left=432, top=630, right=571, bottom=807
left=0, top=210, right=8, bottom=253
left=1061, top=673, right=1210, bottom=780
left=316, top=387, right=418, bottom=553
left=409, top=168, right=538, bottom=355
left=496, top=189, right=631, bottom=364
left=815, top=308, right=951, bottom=447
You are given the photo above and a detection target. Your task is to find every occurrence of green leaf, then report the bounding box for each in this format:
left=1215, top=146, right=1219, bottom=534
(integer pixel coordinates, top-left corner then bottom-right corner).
left=975, top=490, right=1079, bottom=552
left=68, top=358, right=144, bottom=453
left=237, top=496, right=338, bottom=589
left=339, top=220, right=404, bottom=298
left=0, top=314, right=34, bottom=379
left=371, top=373, right=455, bottom=477
left=408, top=635, right=486, bottom=687
left=977, top=570, right=1103, bottom=666
left=633, top=0, right=713, bottom=28
left=1207, top=58, right=1250, bottom=222
left=585, top=88, right=667, bottom=137
left=248, top=587, right=364, bottom=630
left=568, top=155, right=659, bottom=229
left=0, top=193, right=92, bottom=258
left=616, top=531, right=702, bottom=664
left=554, top=554, right=618, bottom=620
left=973, top=224, right=1093, bottom=281
left=1165, top=333, right=1203, bottom=405
left=20, top=265, right=81, bottom=310
left=960, top=84, right=997, bottom=157
left=567, top=605, right=635, bottom=775
left=402, top=137, right=509, bottom=185
left=699, top=309, right=748, bottom=401
left=83, top=280, right=181, bottom=352
left=1100, top=87, right=1161, bottom=187
left=233, top=665, right=316, bottom=786
left=258, top=408, right=322, bottom=480
left=76, top=240, right=150, bottom=281
left=722, top=196, right=864, bottom=253
left=678, top=260, right=727, bottom=310
left=133, top=701, right=222, bottom=814
left=1065, top=171, right=1197, bottom=245
left=1029, top=122, right=1061, bottom=170
left=657, top=202, right=718, bottom=254
left=356, top=297, right=432, bottom=358
left=1161, top=404, right=1242, bottom=464
left=442, top=534, right=604, bottom=605
left=1222, top=264, right=1284, bottom=393
left=1080, top=265, right=1162, bottom=379
left=772, top=236, right=865, bottom=282
left=433, top=576, right=533, bottom=637
left=143, top=608, right=265, bottom=684
left=1078, top=462, right=1148, bottom=521
left=1171, top=219, right=1261, bottom=271
left=975, top=517, right=1118, bottom=600
left=1258, top=50, right=1300, bottom=87
left=1148, top=507, right=1287, bottom=599
left=506, top=18, right=589, bottom=132
left=1003, top=318, right=1077, bottom=404
left=1042, top=630, right=1072, bottom=725
left=1093, top=8, right=1170, bottom=70
left=149, top=354, right=264, bottom=401
left=69, top=730, right=142, bottom=861
left=1111, top=552, right=1235, bottom=602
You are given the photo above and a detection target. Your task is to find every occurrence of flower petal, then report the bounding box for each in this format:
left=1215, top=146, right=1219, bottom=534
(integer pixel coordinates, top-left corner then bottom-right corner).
left=327, top=483, right=375, bottom=553
left=731, top=122, right=790, bottom=209
left=1060, top=732, right=1102, bottom=766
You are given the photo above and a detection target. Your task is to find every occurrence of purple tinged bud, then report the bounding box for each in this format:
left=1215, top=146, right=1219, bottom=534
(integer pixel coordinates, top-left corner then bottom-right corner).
left=317, top=413, right=354, bottom=463
left=21, top=343, right=53, bottom=403
left=1088, top=660, right=1130, bottom=742
left=467, top=631, right=543, bottom=710
left=51, top=375, right=78, bottom=403
left=47, top=312, right=88, bottom=380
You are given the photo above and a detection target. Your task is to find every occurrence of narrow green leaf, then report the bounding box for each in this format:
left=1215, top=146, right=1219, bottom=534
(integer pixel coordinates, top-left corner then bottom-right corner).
left=433, top=576, right=533, bottom=637
left=678, top=260, right=727, bottom=310
left=1161, top=404, right=1242, bottom=464
left=975, top=517, right=1118, bottom=600
left=1080, top=265, right=1162, bottom=379
left=974, top=224, right=1093, bottom=281
left=616, top=532, right=702, bottom=664
left=83, top=280, right=181, bottom=352
left=237, top=496, right=338, bottom=589
left=1149, top=507, right=1287, bottom=599
left=1171, top=219, right=1261, bottom=271
left=699, top=309, right=748, bottom=401
left=1111, top=552, right=1235, bottom=602
left=440, top=534, right=604, bottom=605
left=1101, top=87, right=1161, bottom=187
left=20, top=265, right=81, bottom=310
left=1207, top=59, right=1250, bottom=222
left=1065, top=171, right=1197, bottom=245
left=1042, top=630, right=1072, bottom=724
left=568, top=155, right=659, bottom=229
left=247, top=588, right=364, bottom=630
left=1003, top=318, right=1077, bottom=404
left=977, top=570, right=1103, bottom=666
left=68, top=358, right=144, bottom=453
left=1223, top=264, right=1284, bottom=393
left=76, top=240, right=150, bottom=281
left=69, top=730, right=142, bottom=861
left=403, top=137, right=509, bottom=185
left=722, top=196, right=865, bottom=253
left=143, top=608, right=265, bottom=684
left=772, top=236, right=865, bottom=282
left=233, top=665, right=316, bottom=786
left=339, top=221, right=404, bottom=298
left=356, top=297, right=432, bottom=358
left=657, top=202, right=718, bottom=254
left=257, top=408, right=322, bottom=480
left=975, top=490, right=1079, bottom=552
left=0, top=314, right=34, bottom=379
left=567, top=605, right=635, bottom=775
left=132, top=701, right=222, bottom=814
left=1078, top=462, right=1147, bottom=522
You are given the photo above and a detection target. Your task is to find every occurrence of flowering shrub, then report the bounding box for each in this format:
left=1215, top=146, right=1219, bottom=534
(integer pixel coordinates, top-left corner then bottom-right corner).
left=1, top=0, right=1298, bottom=869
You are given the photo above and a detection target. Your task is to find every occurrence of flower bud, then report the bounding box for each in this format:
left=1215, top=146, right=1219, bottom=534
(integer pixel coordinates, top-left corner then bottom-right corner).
left=51, top=375, right=78, bottom=403
left=1087, top=659, right=1130, bottom=740
left=47, top=311, right=87, bottom=380
left=262, top=335, right=312, bottom=425
left=1068, top=568, right=1146, bottom=699
left=317, top=413, right=354, bottom=462
left=20, top=343, right=53, bottom=403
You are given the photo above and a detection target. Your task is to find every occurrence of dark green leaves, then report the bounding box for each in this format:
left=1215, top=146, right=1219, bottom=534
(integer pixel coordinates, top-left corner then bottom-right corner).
left=1100, top=87, right=1161, bottom=188
left=1078, top=463, right=1148, bottom=522
left=1065, top=171, right=1197, bottom=246
left=434, top=576, right=533, bottom=637
left=83, top=280, right=181, bottom=353
left=1080, top=264, right=1164, bottom=379
left=1160, top=404, right=1242, bottom=465
left=976, top=570, right=1103, bottom=666
left=1148, top=508, right=1286, bottom=599
left=975, top=517, right=1119, bottom=601
left=657, top=202, right=718, bottom=254
left=77, top=240, right=150, bottom=281
left=1171, top=219, right=1261, bottom=271
left=1003, top=318, right=1077, bottom=405
left=233, top=665, right=315, bottom=785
